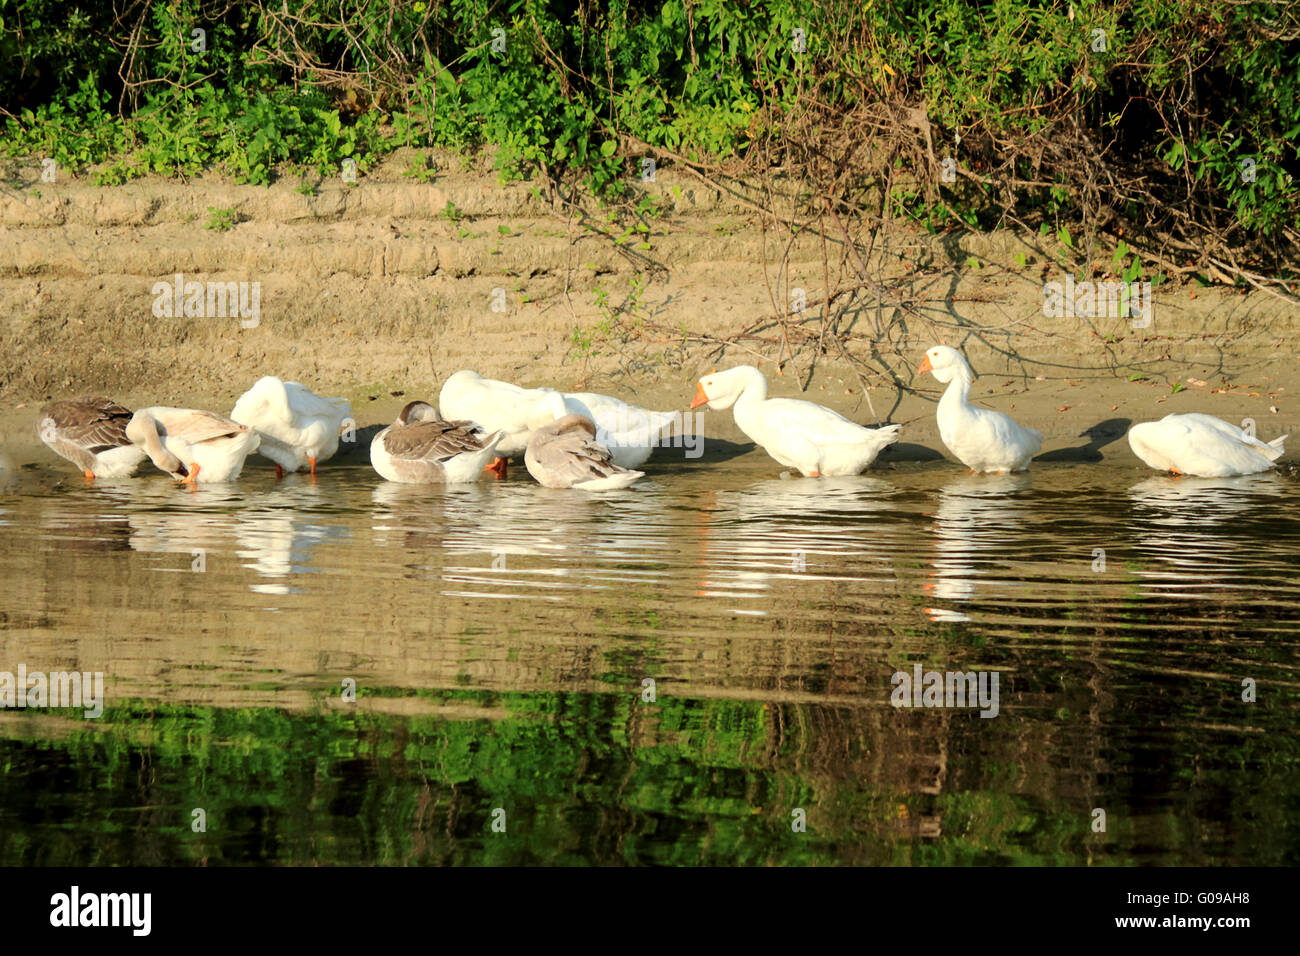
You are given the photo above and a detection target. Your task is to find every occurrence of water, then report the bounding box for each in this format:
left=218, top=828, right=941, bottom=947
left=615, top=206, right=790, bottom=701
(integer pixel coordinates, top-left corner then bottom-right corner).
left=1, top=451, right=1297, bottom=865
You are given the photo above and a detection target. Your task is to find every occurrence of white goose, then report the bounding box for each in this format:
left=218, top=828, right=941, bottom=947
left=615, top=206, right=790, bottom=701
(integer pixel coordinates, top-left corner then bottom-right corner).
left=127, top=407, right=260, bottom=483
left=438, top=370, right=568, bottom=478
left=524, top=414, right=645, bottom=490
left=230, top=376, right=351, bottom=477
left=562, top=391, right=677, bottom=469
left=690, top=365, right=900, bottom=476
left=919, top=345, right=1042, bottom=473
left=1128, top=413, right=1286, bottom=477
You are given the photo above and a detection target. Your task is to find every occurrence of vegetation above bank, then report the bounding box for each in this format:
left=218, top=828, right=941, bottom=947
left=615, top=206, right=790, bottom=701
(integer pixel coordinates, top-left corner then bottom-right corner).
left=2, top=0, right=1297, bottom=295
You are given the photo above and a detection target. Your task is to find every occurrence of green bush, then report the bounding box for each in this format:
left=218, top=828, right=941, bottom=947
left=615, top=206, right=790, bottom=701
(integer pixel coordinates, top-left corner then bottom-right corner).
left=0, top=0, right=1295, bottom=268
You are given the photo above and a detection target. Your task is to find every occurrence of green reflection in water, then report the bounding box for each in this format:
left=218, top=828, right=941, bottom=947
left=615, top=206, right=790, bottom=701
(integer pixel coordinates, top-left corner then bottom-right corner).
left=3, top=686, right=1295, bottom=866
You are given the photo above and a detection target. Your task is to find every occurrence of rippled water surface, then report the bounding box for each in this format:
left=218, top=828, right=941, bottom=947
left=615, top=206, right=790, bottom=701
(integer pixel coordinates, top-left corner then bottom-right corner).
left=1, top=450, right=1297, bottom=865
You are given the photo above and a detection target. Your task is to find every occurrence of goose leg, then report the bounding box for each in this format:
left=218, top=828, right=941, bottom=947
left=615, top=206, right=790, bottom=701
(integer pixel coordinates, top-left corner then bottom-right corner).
left=309, top=456, right=317, bottom=476
left=486, top=457, right=508, bottom=479
left=275, top=464, right=284, bottom=480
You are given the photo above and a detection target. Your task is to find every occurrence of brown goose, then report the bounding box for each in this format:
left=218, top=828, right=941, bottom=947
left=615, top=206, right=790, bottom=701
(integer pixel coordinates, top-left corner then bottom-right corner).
left=37, top=397, right=147, bottom=479
left=370, top=401, right=504, bottom=483
left=524, top=414, right=645, bottom=490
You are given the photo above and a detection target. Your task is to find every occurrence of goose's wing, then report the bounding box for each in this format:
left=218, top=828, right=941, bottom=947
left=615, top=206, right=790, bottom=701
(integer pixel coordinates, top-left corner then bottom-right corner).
left=1176, top=413, right=1279, bottom=455
left=1174, top=413, right=1244, bottom=441
left=968, top=406, right=1043, bottom=452
left=535, top=431, right=624, bottom=483
left=522, top=387, right=569, bottom=429
left=282, top=381, right=352, bottom=422
left=1159, top=414, right=1280, bottom=471
left=446, top=378, right=564, bottom=431
left=562, top=393, right=601, bottom=421
left=567, top=393, right=675, bottom=439
left=41, top=397, right=133, bottom=450
left=153, top=409, right=251, bottom=444
left=383, top=419, right=487, bottom=462
left=647, top=409, right=679, bottom=432
left=761, top=398, right=881, bottom=445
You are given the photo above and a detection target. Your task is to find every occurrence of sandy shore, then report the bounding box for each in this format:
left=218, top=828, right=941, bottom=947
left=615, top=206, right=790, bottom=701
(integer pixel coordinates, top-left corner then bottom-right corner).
left=2, top=150, right=1297, bottom=470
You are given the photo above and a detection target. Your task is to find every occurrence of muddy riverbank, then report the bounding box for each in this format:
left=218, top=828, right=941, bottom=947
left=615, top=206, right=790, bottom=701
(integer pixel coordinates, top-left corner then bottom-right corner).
left=2, top=150, right=1297, bottom=469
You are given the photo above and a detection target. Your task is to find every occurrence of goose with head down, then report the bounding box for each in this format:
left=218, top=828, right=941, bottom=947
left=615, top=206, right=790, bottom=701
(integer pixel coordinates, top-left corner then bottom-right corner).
left=562, top=391, right=677, bottom=469
left=230, top=375, right=351, bottom=477
left=438, top=370, right=568, bottom=478
left=37, top=396, right=147, bottom=479
left=370, top=400, right=505, bottom=483
left=1128, top=413, right=1286, bottom=477
left=690, top=365, right=900, bottom=476
left=918, top=345, right=1043, bottom=473
left=126, top=407, right=260, bottom=483
left=524, top=414, right=645, bottom=490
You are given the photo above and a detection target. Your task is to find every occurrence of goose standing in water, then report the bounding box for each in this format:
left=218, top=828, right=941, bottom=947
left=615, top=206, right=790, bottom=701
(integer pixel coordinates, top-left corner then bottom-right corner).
left=524, top=414, right=645, bottom=489
left=438, top=370, right=568, bottom=478
left=230, top=376, right=352, bottom=477
left=689, top=365, right=899, bottom=476
left=918, top=345, right=1042, bottom=473
left=370, top=400, right=505, bottom=483
left=563, top=391, right=677, bottom=469
left=1128, top=413, right=1286, bottom=477
left=127, top=407, right=260, bottom=483
left=37, top=397, right=147, bottom=479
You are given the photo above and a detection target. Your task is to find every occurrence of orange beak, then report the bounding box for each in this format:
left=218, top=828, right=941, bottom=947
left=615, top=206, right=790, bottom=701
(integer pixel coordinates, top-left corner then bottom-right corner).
left=690, top=382, right=710, bottom=409
left=918, top=355, right=933, bottom=375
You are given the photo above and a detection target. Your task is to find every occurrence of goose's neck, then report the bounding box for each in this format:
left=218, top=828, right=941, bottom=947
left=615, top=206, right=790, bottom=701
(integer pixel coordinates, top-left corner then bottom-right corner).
left=730, top=374, right=767, bottom=433
left=734, top=373, right=767, bottom=407
left=137, top=414, right=181, bottom=473
left=939, top=366, right=974, bottom=413
left=263, top=379, right=292, bottom=422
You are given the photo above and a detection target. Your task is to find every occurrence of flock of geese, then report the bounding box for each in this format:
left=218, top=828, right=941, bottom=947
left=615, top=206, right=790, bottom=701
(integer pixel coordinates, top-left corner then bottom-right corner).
left=35, top=345, right=1289, bottom=487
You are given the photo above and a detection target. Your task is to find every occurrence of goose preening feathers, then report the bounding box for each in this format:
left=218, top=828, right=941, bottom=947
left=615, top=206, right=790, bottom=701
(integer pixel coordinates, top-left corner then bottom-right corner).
left=126, top=407, right=260, bottom=483
left=524, top=414, right=645, bottom=489
left=438, top=370, right=568, bottom=478
left=37, top=397, right=147, bottom=479
left=562, top=391, right=677, bottom=469
left=370, top=400, right=505, bottom=483
left=1128, top=413, right=1287, bottom=477
left=230, top=376, right=352, bottom=477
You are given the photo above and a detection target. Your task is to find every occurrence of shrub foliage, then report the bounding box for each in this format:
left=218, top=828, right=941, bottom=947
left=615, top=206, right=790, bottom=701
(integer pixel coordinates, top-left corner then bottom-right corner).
left=1, top=0, right=1296, bottom=274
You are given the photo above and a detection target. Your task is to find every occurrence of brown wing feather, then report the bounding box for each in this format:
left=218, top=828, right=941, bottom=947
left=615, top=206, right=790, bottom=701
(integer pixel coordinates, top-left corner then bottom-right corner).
left=536, top=429, right=623, bottom=483
left=383, top=419, right=488, bottom=461
left=39, top=397, right=134, bottom=451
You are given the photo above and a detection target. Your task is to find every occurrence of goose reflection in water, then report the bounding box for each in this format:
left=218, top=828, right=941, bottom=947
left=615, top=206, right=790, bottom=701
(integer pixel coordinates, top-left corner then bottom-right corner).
left=925, top=473, right=1031, bottom=623
left=35, top=484, right=137, bottom=554
left=109, top=479, right=349, bottom=594
left=371, top=479, right=672, bottom=601
left=119, top=482, right=242, bottom=562
left=1126, top=473, right=1289, bottom=600
left=696, top=476, right=897, bottom=615
left=234, top=482, right=350, bottom=595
